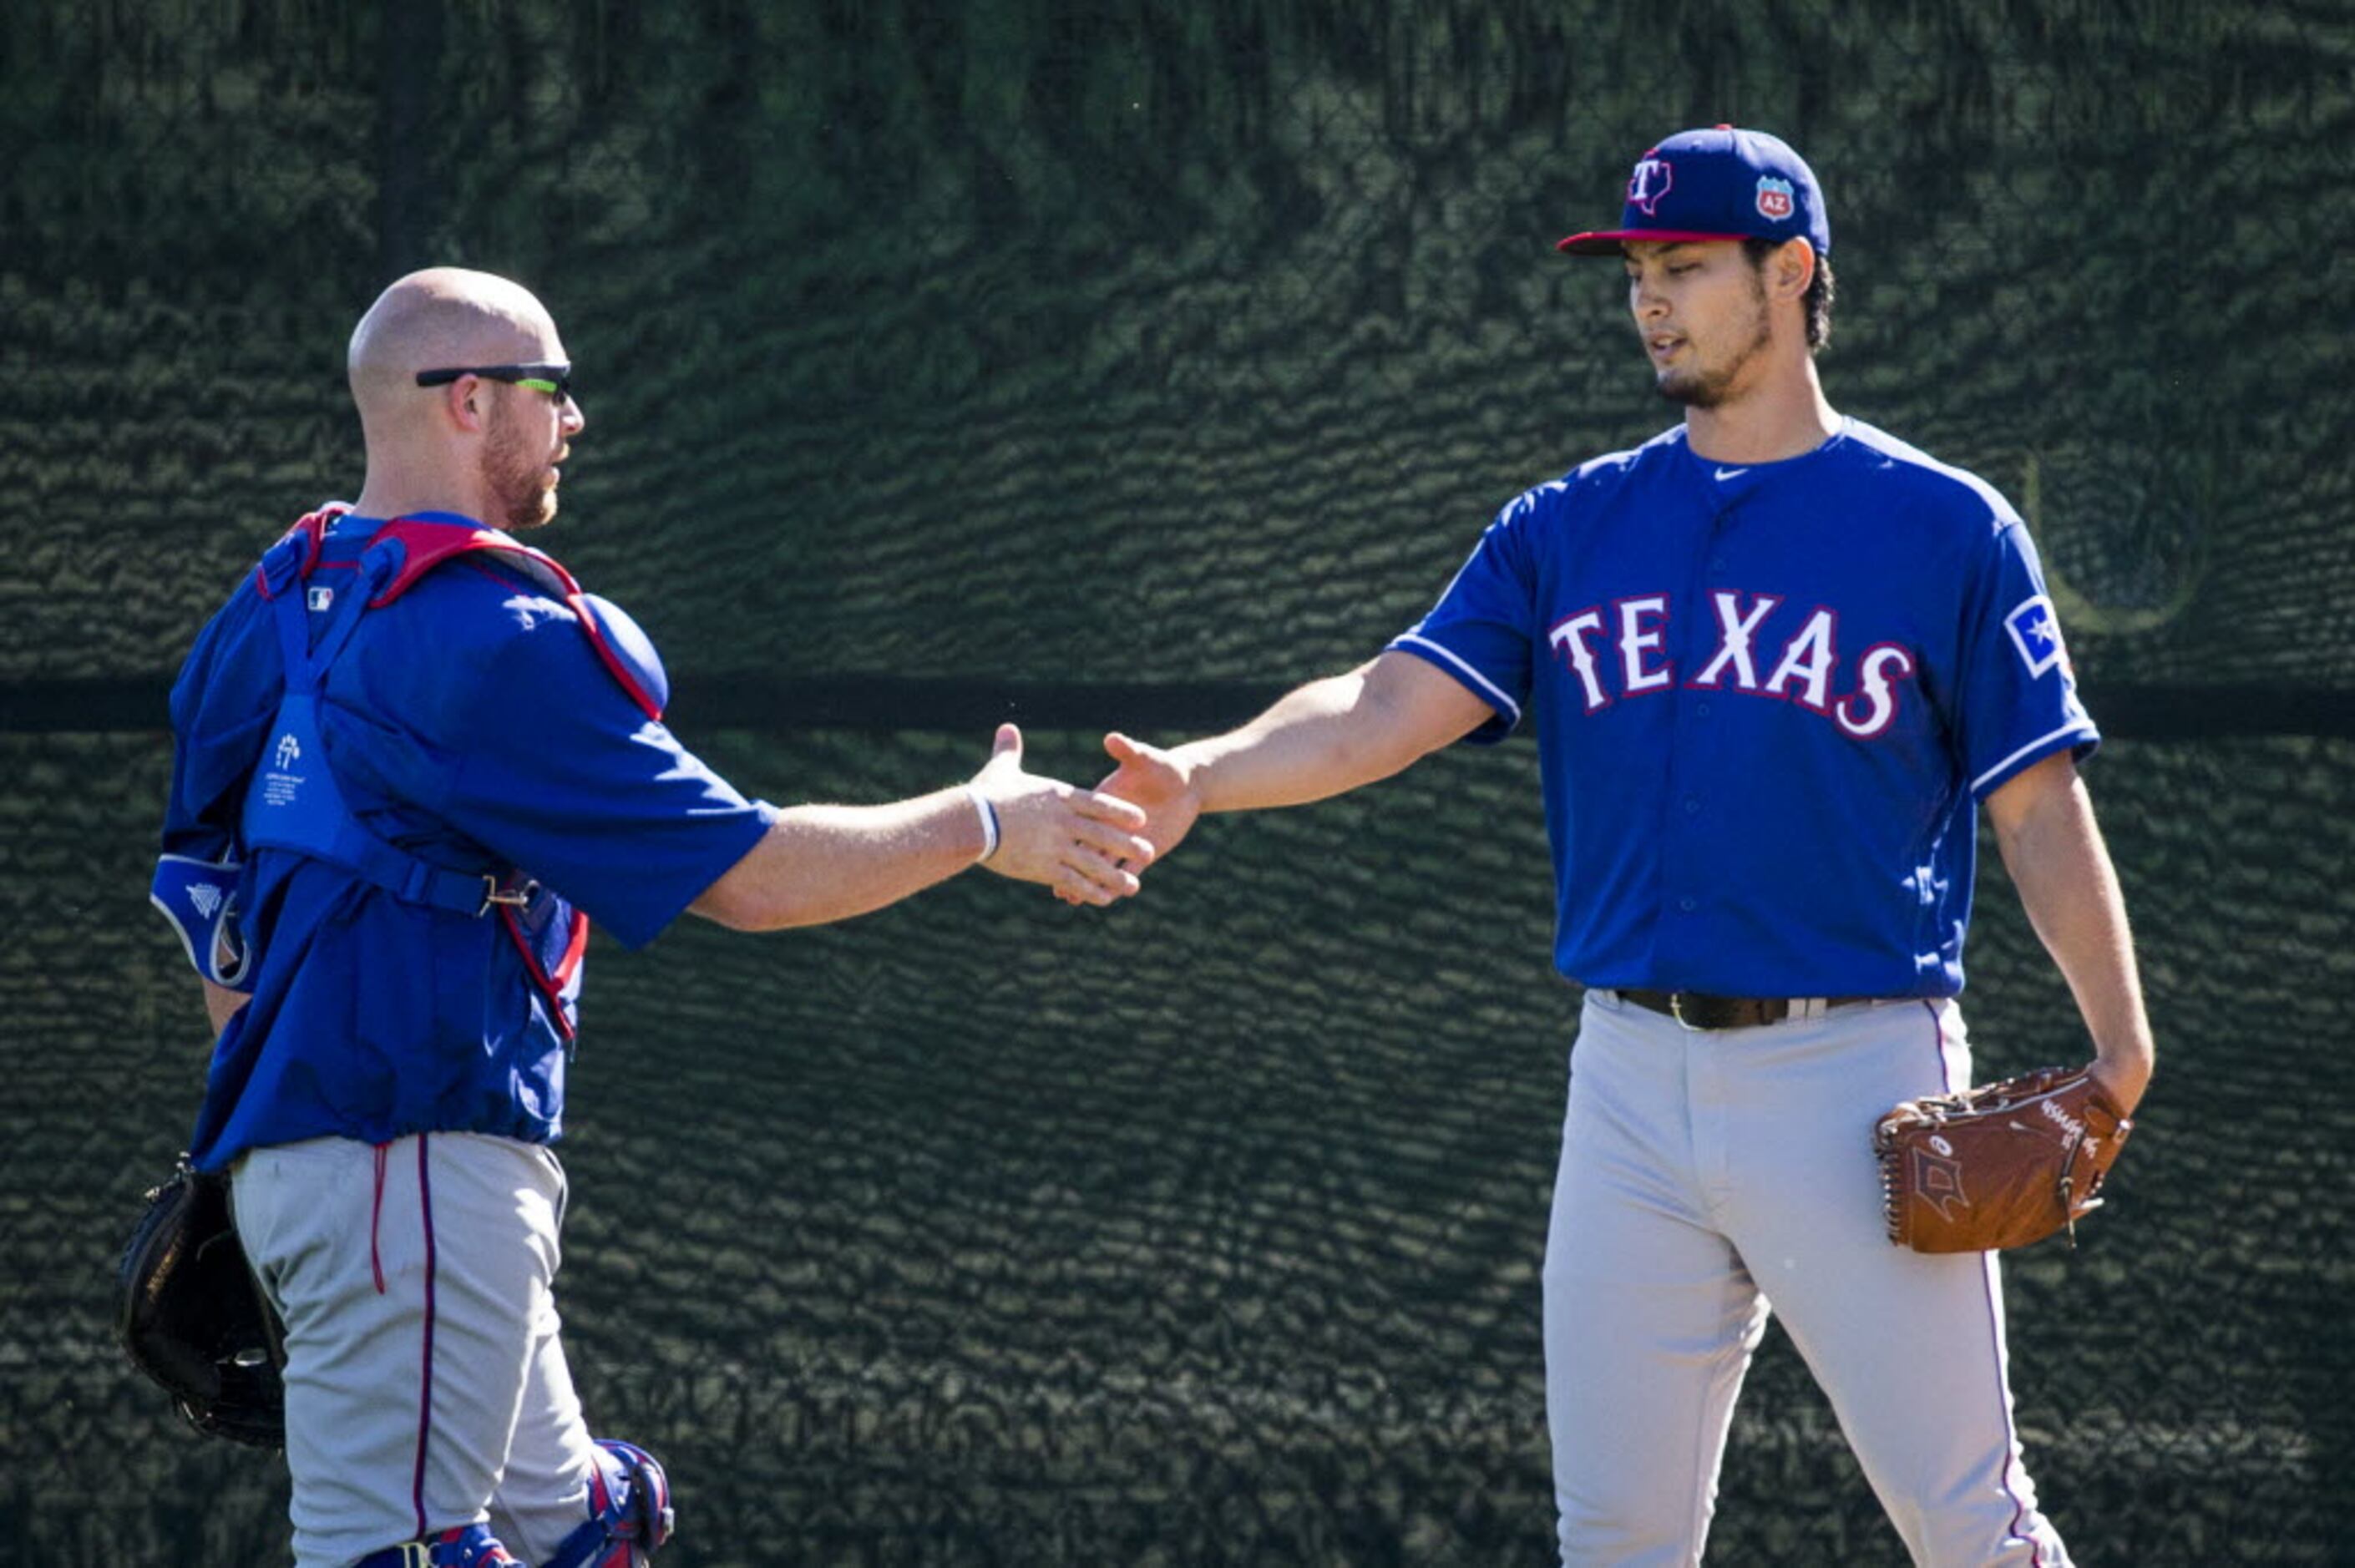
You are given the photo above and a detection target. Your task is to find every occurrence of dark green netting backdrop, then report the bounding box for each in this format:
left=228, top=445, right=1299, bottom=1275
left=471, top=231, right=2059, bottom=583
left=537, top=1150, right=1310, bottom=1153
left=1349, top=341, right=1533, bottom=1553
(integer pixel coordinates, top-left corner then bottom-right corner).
left=3, top=3, right=2349, bottom=1563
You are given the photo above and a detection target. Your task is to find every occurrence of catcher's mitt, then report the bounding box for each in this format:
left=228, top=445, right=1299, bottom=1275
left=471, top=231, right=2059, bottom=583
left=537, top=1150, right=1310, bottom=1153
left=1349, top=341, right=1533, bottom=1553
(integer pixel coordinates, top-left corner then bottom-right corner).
left=1874, top=1066, right=2133, bottom=1253
left=114, top=1156, right=286, bottom=1448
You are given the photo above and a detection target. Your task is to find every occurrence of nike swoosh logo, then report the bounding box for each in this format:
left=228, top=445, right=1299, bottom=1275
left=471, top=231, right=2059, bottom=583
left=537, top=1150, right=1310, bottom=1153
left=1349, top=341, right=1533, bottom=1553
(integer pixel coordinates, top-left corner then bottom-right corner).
left=1714, top=466, right=1749, bottom=481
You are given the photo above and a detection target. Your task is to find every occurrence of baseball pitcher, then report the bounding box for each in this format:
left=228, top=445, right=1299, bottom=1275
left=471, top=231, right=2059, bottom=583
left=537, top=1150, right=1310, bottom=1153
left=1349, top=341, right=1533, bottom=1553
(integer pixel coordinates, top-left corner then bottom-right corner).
left=1091, top=127, right=2154, bottom=1564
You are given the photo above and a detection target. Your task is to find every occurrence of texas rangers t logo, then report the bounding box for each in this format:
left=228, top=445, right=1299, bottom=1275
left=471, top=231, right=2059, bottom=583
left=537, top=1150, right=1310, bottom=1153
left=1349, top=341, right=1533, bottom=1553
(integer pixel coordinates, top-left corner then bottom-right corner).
left=1627, top=158, right=1674, bottom=215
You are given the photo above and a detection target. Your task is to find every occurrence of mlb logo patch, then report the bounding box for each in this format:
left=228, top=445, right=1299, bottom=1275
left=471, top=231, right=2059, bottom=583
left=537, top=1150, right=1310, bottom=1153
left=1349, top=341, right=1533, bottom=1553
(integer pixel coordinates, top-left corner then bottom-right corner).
left=1755, top=175, right=1795, bottom=220
left=307, top=585, right=336, bottom=612
left=2004, top=595, right=2071, bottom=679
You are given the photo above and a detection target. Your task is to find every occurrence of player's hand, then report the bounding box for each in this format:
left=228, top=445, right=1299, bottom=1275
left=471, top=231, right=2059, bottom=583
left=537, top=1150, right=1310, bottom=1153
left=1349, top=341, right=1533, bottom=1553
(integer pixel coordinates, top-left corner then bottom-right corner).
left=1049, top=731, right=1203, bottom=907
left=970, top=724, right=1155, bottom=906
left=1096, top=731, right=1204, bottom=861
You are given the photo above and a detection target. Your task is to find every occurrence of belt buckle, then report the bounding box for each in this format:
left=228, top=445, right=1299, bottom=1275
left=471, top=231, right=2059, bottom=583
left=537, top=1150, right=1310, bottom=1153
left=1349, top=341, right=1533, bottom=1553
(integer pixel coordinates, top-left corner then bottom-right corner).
left=1668, top=992, right=1707, bottom=1032
left=479, top=874, right=539, bottom=915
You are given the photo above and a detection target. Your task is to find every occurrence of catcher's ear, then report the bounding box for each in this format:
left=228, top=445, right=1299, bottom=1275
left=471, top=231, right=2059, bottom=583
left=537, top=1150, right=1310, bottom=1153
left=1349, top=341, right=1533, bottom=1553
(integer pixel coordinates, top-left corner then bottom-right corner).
left=426, top=376, right=491, bottom=433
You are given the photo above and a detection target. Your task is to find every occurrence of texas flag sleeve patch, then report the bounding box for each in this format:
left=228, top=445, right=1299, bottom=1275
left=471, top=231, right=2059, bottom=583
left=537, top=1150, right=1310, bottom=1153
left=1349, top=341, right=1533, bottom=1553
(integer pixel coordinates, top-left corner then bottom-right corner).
left=2003, top=594, right=2071, bottom=680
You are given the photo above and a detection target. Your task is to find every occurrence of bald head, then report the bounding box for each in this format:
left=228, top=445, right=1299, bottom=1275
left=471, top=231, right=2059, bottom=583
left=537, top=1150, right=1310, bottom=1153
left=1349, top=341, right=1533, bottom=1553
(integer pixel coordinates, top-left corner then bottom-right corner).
left=342, top=268, right=584, bottom=532
left=347, top=267, right=563, bottom=433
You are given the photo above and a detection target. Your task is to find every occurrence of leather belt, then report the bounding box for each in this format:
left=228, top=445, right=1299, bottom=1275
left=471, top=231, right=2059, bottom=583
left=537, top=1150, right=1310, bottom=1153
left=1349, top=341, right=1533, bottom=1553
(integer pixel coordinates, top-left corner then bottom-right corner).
left=1613, top=989, right=1877, bottom=1031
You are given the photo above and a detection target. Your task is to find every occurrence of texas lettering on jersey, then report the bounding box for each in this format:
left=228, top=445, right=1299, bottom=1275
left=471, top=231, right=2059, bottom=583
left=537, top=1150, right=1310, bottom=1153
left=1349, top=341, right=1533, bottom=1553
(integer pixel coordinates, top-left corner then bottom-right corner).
left=1547, top=589, right=1917, bottom=739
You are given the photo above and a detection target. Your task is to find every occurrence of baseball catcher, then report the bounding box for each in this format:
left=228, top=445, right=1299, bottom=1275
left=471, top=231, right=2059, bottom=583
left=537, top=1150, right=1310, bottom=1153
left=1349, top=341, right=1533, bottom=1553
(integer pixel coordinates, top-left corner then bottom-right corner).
left=144, top=266, right=1154, bottom=1565
left=114, top=1155, right=286, bottom=1448
left=1876, top=1065, right=2135, bottom=1252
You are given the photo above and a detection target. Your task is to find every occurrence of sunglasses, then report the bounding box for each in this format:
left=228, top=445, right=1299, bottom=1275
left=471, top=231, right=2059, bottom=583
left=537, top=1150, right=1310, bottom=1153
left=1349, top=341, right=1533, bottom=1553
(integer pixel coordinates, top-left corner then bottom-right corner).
left=414, top=362, right=572, bottom=400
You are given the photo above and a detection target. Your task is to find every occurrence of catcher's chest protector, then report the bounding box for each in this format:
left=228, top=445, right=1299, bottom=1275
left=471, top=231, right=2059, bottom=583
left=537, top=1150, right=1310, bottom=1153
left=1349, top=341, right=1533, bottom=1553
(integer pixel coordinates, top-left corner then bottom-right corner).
left=236, top=508, right=666, bottom=1037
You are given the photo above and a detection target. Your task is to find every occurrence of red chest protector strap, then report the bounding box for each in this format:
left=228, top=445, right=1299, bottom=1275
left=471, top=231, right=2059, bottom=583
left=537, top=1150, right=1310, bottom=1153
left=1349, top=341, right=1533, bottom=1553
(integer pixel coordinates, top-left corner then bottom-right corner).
left=260, top=505, right=666, bottom=722
left=255, top=504, right=665, bottom=1041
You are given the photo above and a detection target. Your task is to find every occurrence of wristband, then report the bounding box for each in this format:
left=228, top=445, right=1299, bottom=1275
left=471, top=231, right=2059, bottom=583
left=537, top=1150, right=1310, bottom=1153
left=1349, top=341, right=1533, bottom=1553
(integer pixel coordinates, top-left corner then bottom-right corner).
left=963, top=784, right=1000, bottom=862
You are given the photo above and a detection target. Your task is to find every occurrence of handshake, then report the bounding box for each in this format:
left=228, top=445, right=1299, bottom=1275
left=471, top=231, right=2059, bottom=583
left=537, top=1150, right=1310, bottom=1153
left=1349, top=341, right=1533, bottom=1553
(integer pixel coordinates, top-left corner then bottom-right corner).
left=964, top=723, right=1198, bottom=908
left=706, top=654, right=1451, bottom=932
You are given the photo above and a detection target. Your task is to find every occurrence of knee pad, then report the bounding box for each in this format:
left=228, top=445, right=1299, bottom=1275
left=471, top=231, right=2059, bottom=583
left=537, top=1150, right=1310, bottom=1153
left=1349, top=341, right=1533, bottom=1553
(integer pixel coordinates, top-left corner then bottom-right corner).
left=541, top=1437, right=676, bottom=1568
left=352, top=1525, right=519, bottom=1568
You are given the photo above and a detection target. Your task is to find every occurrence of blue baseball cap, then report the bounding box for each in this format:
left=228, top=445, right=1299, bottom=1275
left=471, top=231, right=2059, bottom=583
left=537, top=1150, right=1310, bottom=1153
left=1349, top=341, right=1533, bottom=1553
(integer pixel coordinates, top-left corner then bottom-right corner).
left=1557, top=124, right=1830, bottom=258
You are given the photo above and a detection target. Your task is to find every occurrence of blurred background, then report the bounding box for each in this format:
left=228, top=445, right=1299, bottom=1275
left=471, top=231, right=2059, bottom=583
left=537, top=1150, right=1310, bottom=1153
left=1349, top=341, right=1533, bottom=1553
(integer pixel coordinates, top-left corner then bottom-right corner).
left=3, top=1, right=2349, bottom=1562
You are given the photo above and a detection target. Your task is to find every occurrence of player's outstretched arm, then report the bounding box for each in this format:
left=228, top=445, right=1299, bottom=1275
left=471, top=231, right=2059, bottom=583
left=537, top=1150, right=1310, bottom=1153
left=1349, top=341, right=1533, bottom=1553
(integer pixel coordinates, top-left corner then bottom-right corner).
left=1091, top=650, right=1497, bottom=873
left=691, top=723, right=1153, bottom=932
left=1983, top=751, right=2155, bottom=1113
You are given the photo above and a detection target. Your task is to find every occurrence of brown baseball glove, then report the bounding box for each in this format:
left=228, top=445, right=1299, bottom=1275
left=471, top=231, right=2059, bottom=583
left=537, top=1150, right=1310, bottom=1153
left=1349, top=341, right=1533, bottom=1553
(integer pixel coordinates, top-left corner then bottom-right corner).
left=1874, top=1065, right=2134, bottom=1252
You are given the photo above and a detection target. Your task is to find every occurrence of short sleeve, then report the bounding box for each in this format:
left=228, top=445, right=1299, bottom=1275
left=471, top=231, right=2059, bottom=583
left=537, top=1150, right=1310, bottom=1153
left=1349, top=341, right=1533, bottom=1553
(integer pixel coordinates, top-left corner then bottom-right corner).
left=1385, top=491, right=1544, bottom=744
left=1954, top=518, right=2101, bottom=799
left=161, top=585, right=277, bottom=862
left=432, top=612, right=775, bottom=949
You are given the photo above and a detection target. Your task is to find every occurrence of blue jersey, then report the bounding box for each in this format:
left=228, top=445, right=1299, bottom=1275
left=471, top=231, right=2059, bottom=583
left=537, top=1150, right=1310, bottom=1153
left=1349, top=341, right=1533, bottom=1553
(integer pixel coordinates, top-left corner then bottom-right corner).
left=163, top=512, right=776, bottom=1169
left=1390, top=418, right=2097, bottom=999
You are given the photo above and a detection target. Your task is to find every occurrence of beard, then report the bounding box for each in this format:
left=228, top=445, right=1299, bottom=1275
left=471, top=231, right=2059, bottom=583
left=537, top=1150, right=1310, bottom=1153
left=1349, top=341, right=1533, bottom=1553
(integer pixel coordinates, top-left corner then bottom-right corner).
left=1654, top=283, right=1774, bottom=409
left=482, top=402, right=558, bottom=531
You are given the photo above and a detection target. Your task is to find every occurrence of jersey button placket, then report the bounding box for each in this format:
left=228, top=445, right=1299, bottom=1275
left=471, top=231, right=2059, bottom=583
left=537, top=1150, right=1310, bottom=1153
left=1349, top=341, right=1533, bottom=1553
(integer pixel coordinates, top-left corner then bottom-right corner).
left=1658, top=501, right=1734, bottom=945
left=1658, top=723, right=1706, bottom=931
